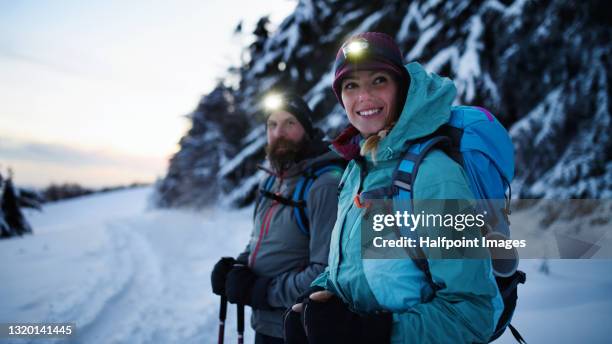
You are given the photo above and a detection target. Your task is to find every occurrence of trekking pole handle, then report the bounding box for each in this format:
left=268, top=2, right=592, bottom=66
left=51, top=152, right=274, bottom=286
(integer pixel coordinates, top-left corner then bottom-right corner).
left=229, top=263, right=246, bottom=344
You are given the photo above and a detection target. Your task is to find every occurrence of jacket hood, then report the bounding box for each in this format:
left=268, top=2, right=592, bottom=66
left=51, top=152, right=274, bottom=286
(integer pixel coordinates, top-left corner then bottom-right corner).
left=332, top=62, right=457, bottom=162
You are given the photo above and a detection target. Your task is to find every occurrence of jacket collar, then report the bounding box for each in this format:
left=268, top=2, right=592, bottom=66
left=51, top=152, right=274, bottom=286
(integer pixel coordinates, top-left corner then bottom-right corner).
left=331, top=125, right=362, bottom=161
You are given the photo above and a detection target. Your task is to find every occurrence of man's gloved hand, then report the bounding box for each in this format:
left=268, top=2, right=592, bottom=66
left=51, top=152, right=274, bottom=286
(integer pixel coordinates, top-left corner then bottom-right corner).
left=225, top=264, right=272, bottom=310
left=302, top=291, right=392, bottom=344
left=211, top=257, right=236, bottom=296
left=296, top=285, right=325, bottom=304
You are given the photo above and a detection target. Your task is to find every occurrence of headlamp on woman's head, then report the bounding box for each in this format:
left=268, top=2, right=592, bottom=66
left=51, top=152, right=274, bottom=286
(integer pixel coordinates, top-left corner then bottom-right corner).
left=332, top=32, right=409, bottom=108
left=342, top=38, right=369, bottom=58
left=334, top=37, right=403, bottom=74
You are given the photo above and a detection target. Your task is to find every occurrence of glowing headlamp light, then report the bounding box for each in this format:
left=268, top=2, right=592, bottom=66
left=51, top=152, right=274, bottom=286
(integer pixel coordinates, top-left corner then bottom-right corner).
left=263, top=93, right=283, bottom=111
left=342, top=39, right=369, bottom=58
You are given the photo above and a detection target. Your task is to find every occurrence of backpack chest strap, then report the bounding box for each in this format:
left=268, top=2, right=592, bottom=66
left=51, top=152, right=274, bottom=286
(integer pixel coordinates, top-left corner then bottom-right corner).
left=259, top=189, right=306, bottom=208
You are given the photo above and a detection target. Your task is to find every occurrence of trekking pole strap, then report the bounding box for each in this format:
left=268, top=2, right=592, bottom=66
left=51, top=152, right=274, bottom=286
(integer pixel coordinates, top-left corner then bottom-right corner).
left=237, top=304, right=245, bottom=344
left=218, top=296, right=227, bottom=344
left=508, top=324, right=527, bottom=344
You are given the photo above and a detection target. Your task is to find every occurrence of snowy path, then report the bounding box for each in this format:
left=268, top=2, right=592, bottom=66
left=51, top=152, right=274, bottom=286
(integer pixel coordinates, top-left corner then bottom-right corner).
left=0, top=187, right=254, bottom=344
left=1, top=187, right=611, bottom=343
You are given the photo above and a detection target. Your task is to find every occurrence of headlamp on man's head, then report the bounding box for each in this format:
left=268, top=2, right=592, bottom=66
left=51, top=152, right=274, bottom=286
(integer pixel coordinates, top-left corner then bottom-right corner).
left=263, top=93, right=283, bottom=112
left=260, top=92, right=315, bottom=137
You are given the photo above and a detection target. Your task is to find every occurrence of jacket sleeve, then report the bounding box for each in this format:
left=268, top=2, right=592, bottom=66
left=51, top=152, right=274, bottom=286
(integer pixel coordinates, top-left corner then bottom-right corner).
left=393, top=254, right=500, bottom=343
left=236, top=244, right=250, bottom=265
left=310, top=266, right=330, bottom=289
left=393, top=152, right=501, bottom=343
left=237, top=198, right=258, bottom=264
left=266, top=173, right=340, bottom=308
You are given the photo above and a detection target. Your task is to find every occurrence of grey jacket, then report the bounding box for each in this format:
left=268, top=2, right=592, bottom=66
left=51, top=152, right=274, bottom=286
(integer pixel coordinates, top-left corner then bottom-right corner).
left=237, top=150, right=342, bottom=338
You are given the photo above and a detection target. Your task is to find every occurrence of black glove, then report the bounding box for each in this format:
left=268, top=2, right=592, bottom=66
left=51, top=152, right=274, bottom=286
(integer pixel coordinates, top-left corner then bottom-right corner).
left=225, top=264, right=272, bottom=310
left=211, top=257, right=235, bottom=296
left=303, top=295, right=392, bottom=344
left=284, top=307, right=308, bottom=344
left=284, top=286, right=325, bottom=344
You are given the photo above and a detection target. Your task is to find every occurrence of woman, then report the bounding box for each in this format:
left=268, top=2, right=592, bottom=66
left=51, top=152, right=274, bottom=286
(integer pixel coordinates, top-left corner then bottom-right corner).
left=284, top=32, right=503, bottom=344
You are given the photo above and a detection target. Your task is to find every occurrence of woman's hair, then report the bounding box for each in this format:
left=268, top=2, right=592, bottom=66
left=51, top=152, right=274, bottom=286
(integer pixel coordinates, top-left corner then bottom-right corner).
left=360, top=121, right=395, bottom=162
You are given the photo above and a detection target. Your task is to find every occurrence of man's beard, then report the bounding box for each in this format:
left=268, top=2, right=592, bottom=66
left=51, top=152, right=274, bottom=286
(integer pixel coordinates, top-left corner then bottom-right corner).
left=265, top=137, right=306, bottom=172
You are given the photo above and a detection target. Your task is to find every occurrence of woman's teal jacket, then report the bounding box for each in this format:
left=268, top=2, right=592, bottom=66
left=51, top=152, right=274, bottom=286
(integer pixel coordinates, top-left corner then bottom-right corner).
left=312, top=62, right=503, bottom=344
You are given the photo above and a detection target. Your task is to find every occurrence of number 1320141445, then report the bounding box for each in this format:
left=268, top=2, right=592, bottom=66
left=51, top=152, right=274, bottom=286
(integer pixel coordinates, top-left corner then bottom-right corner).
left=2, top=323, right=75, bottom=338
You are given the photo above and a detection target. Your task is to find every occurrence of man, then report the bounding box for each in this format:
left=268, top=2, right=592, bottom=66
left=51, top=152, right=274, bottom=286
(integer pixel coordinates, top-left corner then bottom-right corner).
left=211, top=93, right=343, bottom=343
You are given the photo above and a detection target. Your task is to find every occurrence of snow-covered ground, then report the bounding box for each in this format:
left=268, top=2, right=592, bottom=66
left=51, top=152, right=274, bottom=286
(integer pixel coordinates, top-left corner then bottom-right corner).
left=1, top=187, right=254, bottom=343
left=1, top=187, right=611, bottom=343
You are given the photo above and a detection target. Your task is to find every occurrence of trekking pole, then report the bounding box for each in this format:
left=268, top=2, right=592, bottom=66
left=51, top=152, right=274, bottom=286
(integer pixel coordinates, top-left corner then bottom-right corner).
left=237, top=303, right=245, bottom=344
left=218, top=295, right=227, bottom=344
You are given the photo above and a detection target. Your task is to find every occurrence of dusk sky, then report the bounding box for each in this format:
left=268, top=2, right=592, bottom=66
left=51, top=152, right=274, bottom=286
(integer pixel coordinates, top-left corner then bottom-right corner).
left=0, top=0, right=296, bottom=188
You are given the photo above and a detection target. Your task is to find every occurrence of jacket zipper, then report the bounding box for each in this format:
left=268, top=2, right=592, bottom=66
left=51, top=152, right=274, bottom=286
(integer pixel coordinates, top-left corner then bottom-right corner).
left=332, top=160, right=367, bottom=302
left=338, top=158, right=367, bottom=263
left=250, top=201, right=278, bottom=267
left=250, top=175, right=284, bottom=267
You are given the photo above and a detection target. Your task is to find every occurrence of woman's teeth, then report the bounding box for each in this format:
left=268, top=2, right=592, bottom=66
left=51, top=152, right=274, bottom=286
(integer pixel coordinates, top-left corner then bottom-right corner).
left=357, top=108, right=382, bottom=117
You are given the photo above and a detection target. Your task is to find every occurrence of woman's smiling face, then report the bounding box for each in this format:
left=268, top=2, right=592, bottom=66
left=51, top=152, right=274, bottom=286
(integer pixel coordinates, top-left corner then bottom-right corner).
left=340, top=70, right=400, bottom=137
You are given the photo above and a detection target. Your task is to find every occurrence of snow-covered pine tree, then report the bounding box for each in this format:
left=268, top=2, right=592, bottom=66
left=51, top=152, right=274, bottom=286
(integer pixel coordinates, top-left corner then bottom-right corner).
left=156, top=0, right=611, bottom=208
left=154, top=85, right=248, bottom=208
left=0, top=170, right=34, bottom=238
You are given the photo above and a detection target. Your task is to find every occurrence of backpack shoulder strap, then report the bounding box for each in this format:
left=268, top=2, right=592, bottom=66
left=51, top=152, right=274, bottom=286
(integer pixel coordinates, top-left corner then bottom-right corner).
left=292, top=163, right=345, bottom=236
left=253, top=174, right=276, bottom=220
left=392, top=136, right=450, bottom=292
left=356, top=135, right=450, bottom=289
left=405, top=136, right=451, bottom=200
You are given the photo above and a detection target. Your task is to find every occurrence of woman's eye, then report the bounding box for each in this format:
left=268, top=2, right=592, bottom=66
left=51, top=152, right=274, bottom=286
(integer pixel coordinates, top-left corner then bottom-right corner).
left=373, top=76, right=388, bottom=85
left=343, top=82, right=357, bottom=90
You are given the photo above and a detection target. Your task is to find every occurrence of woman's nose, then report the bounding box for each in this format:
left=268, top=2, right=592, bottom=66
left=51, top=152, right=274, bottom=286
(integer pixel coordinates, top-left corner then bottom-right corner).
left=357, top=87, right=372, bottom=102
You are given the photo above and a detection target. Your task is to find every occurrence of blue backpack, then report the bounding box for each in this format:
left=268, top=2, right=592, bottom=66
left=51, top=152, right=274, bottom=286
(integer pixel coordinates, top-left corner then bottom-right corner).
left=360, top=106, right=526, bottom=343
left=255, top=163, right=345, bottom=236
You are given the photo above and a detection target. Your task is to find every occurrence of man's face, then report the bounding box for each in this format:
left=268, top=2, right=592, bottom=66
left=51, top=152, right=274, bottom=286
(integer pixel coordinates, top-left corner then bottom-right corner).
left=265, top=110, right=307, bottom=170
